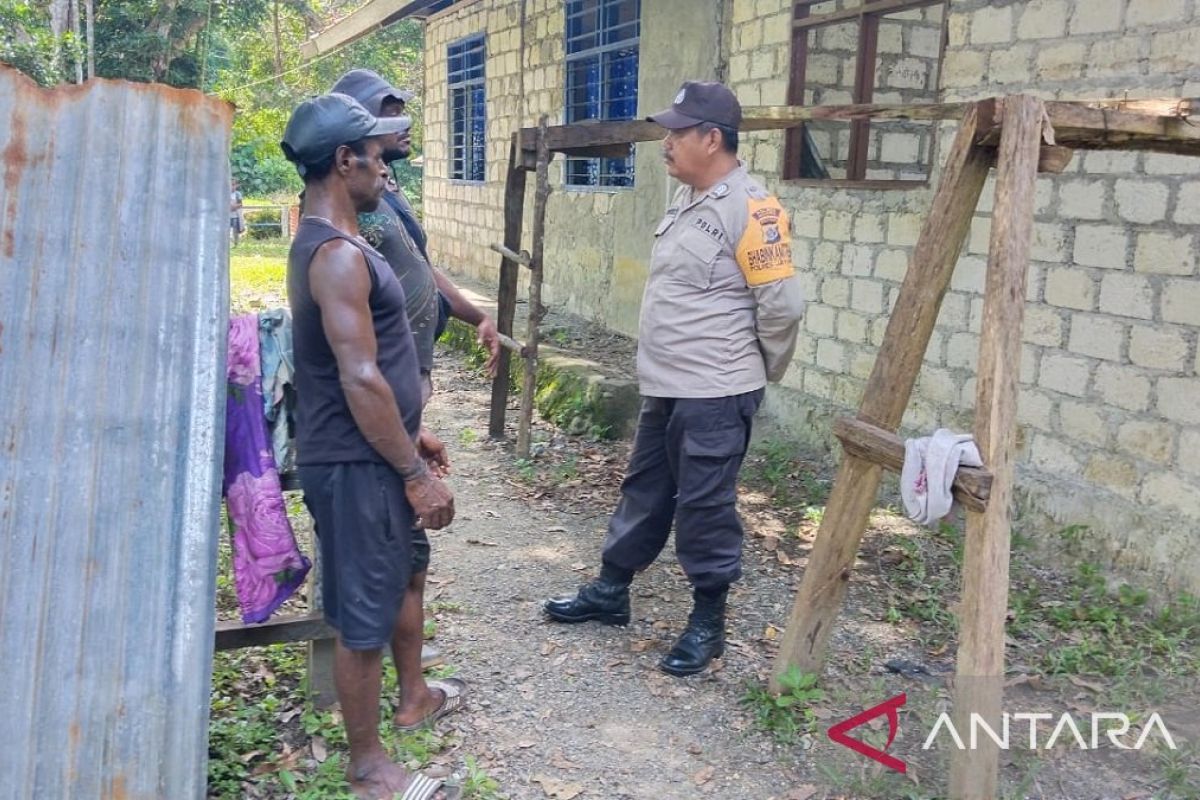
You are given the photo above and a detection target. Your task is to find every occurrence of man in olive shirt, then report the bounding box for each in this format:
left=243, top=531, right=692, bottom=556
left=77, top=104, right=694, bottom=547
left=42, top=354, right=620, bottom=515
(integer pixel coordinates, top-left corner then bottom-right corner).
left=545, top=81, right=806, bottom=677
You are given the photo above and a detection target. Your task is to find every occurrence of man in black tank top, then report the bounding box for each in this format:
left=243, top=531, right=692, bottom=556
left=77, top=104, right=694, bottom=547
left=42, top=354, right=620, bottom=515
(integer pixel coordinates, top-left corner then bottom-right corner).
left=282, top=93, right=458, bottom=800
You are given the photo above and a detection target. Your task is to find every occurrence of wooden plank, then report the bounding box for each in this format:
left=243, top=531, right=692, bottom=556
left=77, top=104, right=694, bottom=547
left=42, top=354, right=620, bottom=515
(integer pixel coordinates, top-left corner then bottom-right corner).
left=1038, top=145, right=1074, bottom=173
left=516, top=118, right=551, bottom=459
left=519, top=120, right=667, bottom=154
left=786, top=178, right=929, bottom=190
left=298, top=0, right=445, bottom=59
left=498, top=332, right=526, bottom=356
left=782, top=2, right=810, bottom=180
left=514, top=99, right=1200, bottom=163
left=488, top=242, right=531, bottom=267
left=308, top=639, right=338, bottom=709
left=949, top=94, right=1043, bottom=800
left=832, top=417, right=992, bottom=512
left=557, top=143, right=633, bottom=159
left=1035, top=101, right=1200, bottom=155
left=793, top=0, right=945, bottom=31
left=771, top=103, right=994, bottom=689
left=744, top=102, right=978, bottom=126
left=489, top=135, right=527, bottom=439
left=214, top=612, right=334, bottom=651
left=847, top=12, right=880, bottom=180
left=1090, top=97, right=1197, bottom=116
left=306, top=543, right=337, bottom=709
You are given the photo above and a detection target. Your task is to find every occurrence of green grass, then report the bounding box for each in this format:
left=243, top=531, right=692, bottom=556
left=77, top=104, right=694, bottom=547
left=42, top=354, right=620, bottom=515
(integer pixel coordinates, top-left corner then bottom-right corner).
left=207, top=642, right=495, bottom=798
left=743, top=439, right=828, bottom=508
left=739, top=666, right=825, bottom=746
left=230, top=237, right=288, bottom=313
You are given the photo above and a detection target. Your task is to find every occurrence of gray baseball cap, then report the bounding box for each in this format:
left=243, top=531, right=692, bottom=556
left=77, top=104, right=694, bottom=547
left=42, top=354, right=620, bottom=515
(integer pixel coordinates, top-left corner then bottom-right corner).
left=648, top=80, right=742, bottom=130
left=332, top=68, right=415, bottom=116
left=280, top=93, right=411, bottom=175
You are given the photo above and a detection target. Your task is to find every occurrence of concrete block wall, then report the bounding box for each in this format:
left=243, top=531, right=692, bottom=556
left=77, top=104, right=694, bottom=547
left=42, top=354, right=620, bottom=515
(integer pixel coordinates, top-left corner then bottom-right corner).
left=800, top=0, right=945, bottom=180
left=730, top=0, right=1200, bottom=595
left=423, top=0, right=721, bottom=337
left=422, top=0, right=1200, bottom=595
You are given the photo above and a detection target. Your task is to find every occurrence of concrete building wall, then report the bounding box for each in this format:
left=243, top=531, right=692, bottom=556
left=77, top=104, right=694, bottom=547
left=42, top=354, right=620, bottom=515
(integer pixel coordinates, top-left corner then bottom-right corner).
left=801, top=1, right=945, bottom=180
left=423, top=0, right=1200, bottom=596
left=423, top=0, right=721, bottom=337
left=730, top=0, right=1200, bottom=595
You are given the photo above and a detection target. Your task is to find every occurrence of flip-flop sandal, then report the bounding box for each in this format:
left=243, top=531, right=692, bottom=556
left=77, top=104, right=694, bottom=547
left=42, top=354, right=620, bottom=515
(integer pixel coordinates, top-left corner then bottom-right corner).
left=399, top=772, right=462, bottom=800
left=395, top=677, right=468, bottom=732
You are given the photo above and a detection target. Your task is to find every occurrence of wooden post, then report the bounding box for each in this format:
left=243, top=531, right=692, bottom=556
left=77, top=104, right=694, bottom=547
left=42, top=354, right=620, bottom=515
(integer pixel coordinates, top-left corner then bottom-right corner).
left=772, top=103, right=995, bottom=688
left=306, top=543, right=337, bottom=709
left=516, top=117, right=551, bottom=459
left=489, top=135, right=529, bottom=438
left=949, top=95, right=1044, bottom=800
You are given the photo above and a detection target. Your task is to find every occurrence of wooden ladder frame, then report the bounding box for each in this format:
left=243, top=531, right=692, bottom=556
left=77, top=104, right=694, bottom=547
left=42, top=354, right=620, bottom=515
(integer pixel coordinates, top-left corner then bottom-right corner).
left=771, top=96, right=1051, bottom=798
left=480, top=94, right=1198, bottom=798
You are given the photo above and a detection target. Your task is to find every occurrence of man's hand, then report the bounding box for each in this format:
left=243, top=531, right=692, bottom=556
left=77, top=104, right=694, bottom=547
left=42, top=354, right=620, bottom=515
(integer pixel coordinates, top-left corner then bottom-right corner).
left=405, top=471, right=455, bottom=530
left=416, top=427, right=450, bottom=478
left=476, top=315, right=501, bottom=377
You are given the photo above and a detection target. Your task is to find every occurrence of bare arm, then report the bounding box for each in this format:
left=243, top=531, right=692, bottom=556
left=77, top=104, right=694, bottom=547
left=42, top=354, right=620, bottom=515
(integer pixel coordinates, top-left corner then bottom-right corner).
left=310, top=240, right=454, bottom=527
left=432, top=267, right=501, bottom=376
left=432, top=267, right=485, bottom=325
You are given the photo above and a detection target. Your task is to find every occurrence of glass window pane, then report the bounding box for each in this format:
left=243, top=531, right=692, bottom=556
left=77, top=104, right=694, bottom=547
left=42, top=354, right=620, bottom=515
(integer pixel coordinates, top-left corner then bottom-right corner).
left=448, top=34, right=487, bottom=181
left=564, top=0, right=639, bottom=186
left=566, top=0, right=600, bottom=53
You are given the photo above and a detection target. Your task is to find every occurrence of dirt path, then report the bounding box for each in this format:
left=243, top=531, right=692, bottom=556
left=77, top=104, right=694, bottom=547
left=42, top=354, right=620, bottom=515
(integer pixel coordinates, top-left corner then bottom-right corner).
left=210, top=340, right=1199, bottom=799
left=417, top=348, right=1199, bottom=800
left=421, top=354, right=804, bottom=800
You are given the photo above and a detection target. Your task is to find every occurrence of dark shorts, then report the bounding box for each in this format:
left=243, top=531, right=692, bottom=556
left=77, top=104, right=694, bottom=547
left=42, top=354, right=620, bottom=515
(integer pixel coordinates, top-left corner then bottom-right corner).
left=299, top=461, right=431, bottom=650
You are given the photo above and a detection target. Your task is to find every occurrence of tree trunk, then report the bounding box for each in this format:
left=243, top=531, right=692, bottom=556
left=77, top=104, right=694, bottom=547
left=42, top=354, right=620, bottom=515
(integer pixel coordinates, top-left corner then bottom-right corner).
left=85, top=0, right=95, bottom=79
left=71, top=0, right=83, bottom=83
left=273, top=0, right=284, bottom=82
left=48, top=0, right=70, bottom=77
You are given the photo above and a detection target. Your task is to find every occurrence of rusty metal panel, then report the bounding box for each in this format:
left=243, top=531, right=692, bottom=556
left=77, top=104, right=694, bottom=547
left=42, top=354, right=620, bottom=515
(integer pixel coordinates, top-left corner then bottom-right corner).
left=0, top=66, right=231, bottom=799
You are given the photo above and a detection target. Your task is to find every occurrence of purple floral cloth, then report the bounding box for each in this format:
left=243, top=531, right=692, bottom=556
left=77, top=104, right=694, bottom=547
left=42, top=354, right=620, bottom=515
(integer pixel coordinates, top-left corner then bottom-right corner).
left=223, top=314, right=311, bottom=623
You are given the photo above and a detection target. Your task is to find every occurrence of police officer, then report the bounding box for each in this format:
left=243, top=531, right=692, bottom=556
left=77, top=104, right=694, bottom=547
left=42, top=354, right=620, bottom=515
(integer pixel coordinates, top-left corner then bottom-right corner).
left=544, top=81, right=806, bottom=676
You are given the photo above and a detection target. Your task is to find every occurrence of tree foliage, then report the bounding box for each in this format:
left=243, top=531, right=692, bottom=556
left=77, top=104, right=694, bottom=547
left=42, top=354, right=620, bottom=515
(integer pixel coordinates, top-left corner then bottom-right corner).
left=0, top=1, right=425, bottom=199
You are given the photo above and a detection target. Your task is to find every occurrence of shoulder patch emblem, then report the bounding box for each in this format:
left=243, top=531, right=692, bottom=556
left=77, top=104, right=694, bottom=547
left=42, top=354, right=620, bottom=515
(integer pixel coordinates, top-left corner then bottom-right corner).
left=736, top=196, right=794, bottom=286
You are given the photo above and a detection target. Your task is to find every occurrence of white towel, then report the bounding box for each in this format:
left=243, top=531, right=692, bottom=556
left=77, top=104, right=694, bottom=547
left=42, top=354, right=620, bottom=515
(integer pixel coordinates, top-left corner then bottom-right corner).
left=901, top=428, right=984, bottom=527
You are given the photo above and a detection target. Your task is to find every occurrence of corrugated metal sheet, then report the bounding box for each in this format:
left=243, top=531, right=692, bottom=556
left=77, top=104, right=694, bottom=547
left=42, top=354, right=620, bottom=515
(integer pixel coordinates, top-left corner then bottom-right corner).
left=0, top=66, right=231, bottom=799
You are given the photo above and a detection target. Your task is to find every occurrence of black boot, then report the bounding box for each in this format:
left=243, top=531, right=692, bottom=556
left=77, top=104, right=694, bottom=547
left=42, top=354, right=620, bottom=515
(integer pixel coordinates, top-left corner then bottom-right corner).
left=543, top=564, right=632, bottom=625
left=659, top=587, right=727, bottom=677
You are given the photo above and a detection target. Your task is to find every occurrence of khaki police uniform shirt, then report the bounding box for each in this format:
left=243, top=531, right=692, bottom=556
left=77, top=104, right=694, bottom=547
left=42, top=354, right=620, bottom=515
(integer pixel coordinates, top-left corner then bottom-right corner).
left=637, top=164, right=806, bottom=399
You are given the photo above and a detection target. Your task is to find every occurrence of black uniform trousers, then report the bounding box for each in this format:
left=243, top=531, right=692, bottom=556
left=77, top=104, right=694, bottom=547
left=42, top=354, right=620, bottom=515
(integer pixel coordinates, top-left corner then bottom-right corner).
left=600, top=388, right=764, bottom=592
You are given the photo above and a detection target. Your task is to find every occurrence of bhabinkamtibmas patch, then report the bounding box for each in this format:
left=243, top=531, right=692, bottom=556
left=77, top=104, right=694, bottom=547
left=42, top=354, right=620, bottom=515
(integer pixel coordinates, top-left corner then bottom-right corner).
left=736, top=197, right=794, bottom=286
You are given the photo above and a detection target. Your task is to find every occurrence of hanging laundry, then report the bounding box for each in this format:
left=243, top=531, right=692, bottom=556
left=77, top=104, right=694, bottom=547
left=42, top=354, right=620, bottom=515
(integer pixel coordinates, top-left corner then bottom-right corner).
left=223, top=314, right=311, bottom=623
left=900, top=428, right=984, bottom=527
left=259, top=308, right=296, bottom=473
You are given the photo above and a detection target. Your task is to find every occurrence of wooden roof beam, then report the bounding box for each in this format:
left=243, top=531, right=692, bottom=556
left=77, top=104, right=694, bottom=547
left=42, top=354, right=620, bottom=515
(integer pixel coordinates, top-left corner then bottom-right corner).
left=299, top=0, right=444, bottom=61
left=516, top=99, right=1200, bottom=161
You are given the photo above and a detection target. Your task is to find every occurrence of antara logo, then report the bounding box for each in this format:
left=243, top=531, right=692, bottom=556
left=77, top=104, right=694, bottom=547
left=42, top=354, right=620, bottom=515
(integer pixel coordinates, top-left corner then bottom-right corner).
left=827, top=694, right=1179, bottom=774
left=827, top=693, right=908, bottom=774
left=922, top=711, right=1178, bottom=752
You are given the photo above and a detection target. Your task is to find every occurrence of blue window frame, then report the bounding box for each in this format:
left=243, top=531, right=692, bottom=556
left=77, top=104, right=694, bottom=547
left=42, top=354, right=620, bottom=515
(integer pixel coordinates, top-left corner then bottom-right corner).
left=565, top=0, right=640, bottom=188
left=448, top=34, right=486, bottom=182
